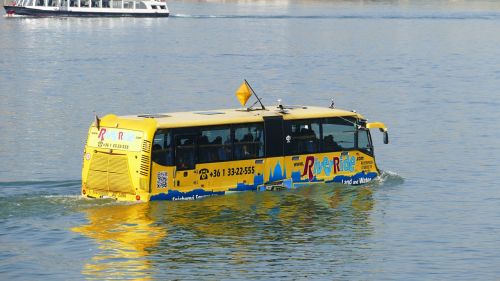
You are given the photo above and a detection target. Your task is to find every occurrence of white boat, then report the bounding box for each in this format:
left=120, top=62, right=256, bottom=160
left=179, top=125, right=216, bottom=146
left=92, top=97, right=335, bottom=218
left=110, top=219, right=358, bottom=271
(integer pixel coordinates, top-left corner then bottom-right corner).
left=3, top=0, right=169, bottom=17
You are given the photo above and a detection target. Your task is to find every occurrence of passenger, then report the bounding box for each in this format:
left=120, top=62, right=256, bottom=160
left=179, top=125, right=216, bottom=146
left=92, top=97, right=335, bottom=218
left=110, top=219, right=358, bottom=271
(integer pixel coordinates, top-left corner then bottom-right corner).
left=152, top=144, right=162, bottom=163
left=324, top=135, right=341, bottom=151
left=207, top=136, right=221, bottom=161
left=242, top=144, right=253, bottom=157
left=197, top=135, right=210, bottom=162
left=240, top=133, right=254, bottom=158
left=242, top=133, right=253, bottom=142
left=221, top=138, right=232, bottom=160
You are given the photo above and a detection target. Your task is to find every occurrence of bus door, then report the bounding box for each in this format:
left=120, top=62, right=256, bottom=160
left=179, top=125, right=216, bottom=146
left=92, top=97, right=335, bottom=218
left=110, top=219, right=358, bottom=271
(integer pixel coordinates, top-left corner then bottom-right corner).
left=173, top=134, right=198, bottom=190
left=263, top=116, right=286, bottom=185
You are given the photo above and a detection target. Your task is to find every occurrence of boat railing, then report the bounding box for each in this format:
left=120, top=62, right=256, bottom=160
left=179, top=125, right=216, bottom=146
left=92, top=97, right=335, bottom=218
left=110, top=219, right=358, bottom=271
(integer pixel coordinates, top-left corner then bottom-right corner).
left=5, top=0, right=30, bottom=6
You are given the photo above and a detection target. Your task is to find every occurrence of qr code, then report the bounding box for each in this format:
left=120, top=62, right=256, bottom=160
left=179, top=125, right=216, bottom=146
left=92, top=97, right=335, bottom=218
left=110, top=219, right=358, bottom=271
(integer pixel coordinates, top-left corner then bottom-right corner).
left=157, top=172, right=168, bottom=188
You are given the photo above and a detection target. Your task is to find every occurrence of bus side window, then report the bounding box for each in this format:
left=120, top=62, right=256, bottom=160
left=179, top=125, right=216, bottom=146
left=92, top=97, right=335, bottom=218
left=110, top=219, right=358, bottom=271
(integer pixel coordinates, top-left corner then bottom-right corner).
left=234, top=123, right=264, bottom=160
left=152, top=130, right=173, bottom=166
left=175, top=135, right=196, bottom=170
left=285, top=120, right=320, bottom=155
left=198, top=126, right=231, bottom=163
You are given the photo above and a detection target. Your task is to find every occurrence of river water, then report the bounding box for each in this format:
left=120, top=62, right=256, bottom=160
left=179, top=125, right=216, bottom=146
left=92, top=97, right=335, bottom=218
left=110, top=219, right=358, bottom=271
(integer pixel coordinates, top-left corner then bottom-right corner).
left=1, top=0, right=500, bottom=280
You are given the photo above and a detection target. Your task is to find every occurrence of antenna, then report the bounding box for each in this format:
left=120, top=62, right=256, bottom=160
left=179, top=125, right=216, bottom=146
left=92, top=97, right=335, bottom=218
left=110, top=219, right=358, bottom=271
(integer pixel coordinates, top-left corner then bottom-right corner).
left=329, top=98, right=335, bottom=109
left=245, top=79, right=265, bottom=110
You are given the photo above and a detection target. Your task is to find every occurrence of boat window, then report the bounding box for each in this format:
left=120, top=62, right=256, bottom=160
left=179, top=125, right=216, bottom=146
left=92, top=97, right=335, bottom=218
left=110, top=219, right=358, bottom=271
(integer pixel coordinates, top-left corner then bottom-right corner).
left=35, top=0, right=43, bottom=6
left=160, top=5, right=166, bottom=9
left=198, top=126, right=232, bottom=163
left=285, top=119, right=321, bottom=155
left=175, top=135, right=196, bottom=170
left=152, top=130, right=173, bottom=166
left=123, top=1, right=133, bottom=8
left=151, top=5, right=157, bottom=9
left=136, top=1, right=146, bottom=8
left=234, top=123, right=264, bottom=160
left=322, top=118, right=356, bottom=151
left=102, top=0, right=109, bottom=7
left=358, top=129, right=373, bottom=154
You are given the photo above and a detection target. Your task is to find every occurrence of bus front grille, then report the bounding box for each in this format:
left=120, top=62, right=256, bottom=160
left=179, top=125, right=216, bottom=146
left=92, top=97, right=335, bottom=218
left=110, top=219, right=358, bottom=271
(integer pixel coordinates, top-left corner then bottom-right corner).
left=87, top=153, right=135, bottom=194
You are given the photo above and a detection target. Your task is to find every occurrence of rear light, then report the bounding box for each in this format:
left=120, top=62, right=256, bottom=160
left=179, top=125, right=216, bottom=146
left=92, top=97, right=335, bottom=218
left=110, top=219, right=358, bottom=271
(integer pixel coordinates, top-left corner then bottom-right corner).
left=136, top=195, right=140, bottom=201
left=82, top=189, right=86, bottom=195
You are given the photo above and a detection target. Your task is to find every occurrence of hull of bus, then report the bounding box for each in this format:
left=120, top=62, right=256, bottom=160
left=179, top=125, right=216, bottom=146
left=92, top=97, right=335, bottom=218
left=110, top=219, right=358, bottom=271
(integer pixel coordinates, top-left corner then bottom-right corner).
left=145, top=152, right=378, bottom=201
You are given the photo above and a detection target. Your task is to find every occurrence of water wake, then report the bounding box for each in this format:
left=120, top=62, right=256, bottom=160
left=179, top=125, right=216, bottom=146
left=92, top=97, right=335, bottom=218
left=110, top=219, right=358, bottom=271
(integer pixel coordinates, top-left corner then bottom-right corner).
left=0, top=180, right=119, bottom=219
left=171, top=13, right=500, bottom=21
left=372, top=170, right=405, bottom=187
left=0, top=179, right=81, bottom=197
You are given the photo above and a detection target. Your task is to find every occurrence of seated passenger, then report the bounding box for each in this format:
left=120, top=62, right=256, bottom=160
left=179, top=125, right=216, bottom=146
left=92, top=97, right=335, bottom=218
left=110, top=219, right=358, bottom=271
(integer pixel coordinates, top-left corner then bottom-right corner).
left=324, top=135, right=341, bottom=151
left=152, top=144, right=162, bottom=163
left=198, top=136, right=210, bottom=162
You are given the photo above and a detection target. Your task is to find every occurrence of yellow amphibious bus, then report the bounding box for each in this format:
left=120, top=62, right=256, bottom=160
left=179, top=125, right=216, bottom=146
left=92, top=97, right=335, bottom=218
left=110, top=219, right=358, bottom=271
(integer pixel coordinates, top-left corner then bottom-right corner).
left=81, top=82, right=388, bottom=201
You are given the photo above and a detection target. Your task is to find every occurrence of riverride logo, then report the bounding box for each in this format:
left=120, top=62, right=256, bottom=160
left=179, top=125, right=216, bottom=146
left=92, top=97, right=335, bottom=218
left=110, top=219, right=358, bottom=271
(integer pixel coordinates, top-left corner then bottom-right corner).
left=89, top=127, right=143, bottom=152
left=97, top=128, right=135, bottom=142
left=301, top=154, right=356, bottom=181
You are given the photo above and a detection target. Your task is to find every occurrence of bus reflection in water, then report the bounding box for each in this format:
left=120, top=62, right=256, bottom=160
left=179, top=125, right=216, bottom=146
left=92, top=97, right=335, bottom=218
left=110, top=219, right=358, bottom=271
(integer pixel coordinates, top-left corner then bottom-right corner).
left=73, top=184, right=374, bottom=278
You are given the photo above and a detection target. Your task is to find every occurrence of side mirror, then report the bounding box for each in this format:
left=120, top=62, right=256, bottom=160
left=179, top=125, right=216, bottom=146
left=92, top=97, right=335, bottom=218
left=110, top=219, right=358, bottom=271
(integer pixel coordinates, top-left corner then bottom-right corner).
left=382, top=129, right=389, bottom=144
left=367, top=122, right=389, bottom=144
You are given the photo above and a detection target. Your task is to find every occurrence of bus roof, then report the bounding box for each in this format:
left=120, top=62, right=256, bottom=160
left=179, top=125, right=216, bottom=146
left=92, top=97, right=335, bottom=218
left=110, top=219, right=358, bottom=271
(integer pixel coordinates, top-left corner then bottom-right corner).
left=117, top=105, right=364, bottom=129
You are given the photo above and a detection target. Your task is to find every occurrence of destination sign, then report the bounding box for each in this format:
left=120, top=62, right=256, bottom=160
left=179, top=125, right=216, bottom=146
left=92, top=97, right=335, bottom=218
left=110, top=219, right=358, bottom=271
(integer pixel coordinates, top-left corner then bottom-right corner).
left=87, top=127, right=143, bottom=152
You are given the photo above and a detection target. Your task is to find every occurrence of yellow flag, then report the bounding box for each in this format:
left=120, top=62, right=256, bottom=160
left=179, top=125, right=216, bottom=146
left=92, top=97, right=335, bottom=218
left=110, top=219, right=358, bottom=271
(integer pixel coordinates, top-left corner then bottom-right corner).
left=235, top=81, right=252, bottom=107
